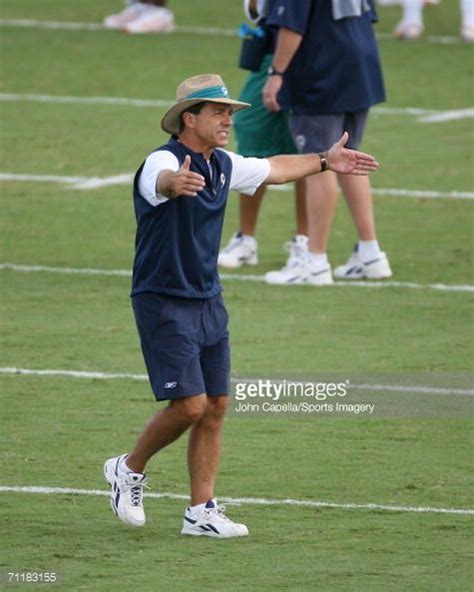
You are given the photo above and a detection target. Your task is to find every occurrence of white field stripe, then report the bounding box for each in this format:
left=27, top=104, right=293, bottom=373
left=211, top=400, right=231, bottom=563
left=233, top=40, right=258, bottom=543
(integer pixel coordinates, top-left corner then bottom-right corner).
left=0, top=18, right=462, bottom=45
left=0, top=485, right=472, bottom=515
left=1, top=262, right=473, bottom=293
left=2, top=93, right=473, bottom=124
left=1, top=367, right=473, bottom=397
left=271, top=184, right=474, bottom=201
left=72, top=173, right=133, bottom=190
left=0, top=172, right=88, bottom=184
left=0, top=263, right=131, bottom=277
left=0, top=93, right=173, bottom=108
left=376, top=31, right=460, bottom=45
left=0, top=19, right=238, bottom=37
left=1, top=171, right=473, bottom=200
left=418, top=108, right=474, bottom=123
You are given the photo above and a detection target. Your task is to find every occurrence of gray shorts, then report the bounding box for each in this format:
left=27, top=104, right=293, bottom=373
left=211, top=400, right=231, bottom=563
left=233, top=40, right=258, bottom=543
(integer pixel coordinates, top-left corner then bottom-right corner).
left=289, top=110, right=369, bottom=154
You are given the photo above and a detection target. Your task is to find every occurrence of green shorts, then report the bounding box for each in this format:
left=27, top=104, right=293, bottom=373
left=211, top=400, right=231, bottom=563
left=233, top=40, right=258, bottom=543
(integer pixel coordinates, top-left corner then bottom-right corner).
left=234, top=54, right=296, bottom=158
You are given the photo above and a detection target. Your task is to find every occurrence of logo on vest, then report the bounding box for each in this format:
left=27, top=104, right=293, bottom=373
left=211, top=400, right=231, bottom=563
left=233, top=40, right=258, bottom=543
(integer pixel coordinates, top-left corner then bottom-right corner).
left=164, top=381, right=177, bottom=389
left=220, top=172, right=226, bottom=187
left=295, top=134, right=306, bottom=151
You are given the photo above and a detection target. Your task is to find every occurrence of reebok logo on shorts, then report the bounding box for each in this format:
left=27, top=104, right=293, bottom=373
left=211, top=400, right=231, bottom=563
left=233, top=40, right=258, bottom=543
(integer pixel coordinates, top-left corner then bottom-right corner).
left=164, top=382, right=178, bottom=389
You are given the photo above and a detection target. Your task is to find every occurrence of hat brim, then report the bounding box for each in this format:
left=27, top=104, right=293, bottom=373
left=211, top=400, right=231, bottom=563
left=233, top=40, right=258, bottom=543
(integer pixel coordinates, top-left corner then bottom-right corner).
left=160, top=98, right=251, bottom=136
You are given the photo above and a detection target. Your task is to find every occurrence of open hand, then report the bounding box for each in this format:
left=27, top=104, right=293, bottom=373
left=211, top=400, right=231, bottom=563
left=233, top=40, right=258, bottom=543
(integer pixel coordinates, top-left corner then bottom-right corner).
left=327, top=132, right=379, bottom=175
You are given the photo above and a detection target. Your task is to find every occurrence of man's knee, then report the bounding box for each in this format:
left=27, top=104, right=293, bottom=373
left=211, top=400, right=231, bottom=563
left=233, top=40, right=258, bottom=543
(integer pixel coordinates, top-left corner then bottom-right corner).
left=171, top=394, right=208, bottom=424
left=205, top=395, right=229, bottom=420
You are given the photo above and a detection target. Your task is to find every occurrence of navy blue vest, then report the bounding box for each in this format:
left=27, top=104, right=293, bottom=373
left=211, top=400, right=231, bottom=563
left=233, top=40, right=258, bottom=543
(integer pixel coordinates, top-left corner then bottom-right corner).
left=131, top=138, right=232, bottom=299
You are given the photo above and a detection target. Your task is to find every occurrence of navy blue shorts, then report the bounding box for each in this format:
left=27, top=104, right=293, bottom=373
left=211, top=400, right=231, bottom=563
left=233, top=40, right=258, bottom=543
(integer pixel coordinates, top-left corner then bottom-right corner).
left=289, top=110, right=369, bottom=153
left=132, top=292, right=230, bottom=401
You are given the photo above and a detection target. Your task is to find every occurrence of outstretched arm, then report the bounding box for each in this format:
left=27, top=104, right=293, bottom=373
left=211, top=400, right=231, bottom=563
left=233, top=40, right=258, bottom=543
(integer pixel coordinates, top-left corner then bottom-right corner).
left=265, top=132, right=379, bottom=184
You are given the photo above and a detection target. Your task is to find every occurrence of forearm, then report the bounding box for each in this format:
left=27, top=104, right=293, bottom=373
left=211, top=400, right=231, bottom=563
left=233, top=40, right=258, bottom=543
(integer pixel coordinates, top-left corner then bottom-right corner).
left=266, top=154, right=325, bottom=184
left=156, top=170, right=177, bottom=198
left=271, top=27, right=303, bottom=72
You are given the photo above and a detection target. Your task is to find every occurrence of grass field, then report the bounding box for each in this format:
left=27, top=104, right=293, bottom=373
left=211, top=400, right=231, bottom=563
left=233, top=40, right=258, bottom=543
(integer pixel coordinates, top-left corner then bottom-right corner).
left=1, top=1, right=473, bottom=591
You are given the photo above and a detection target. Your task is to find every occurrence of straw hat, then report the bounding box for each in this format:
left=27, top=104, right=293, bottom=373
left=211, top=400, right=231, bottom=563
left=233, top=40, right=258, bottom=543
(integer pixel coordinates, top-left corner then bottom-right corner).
left=161, top=74, right=250, bottom=136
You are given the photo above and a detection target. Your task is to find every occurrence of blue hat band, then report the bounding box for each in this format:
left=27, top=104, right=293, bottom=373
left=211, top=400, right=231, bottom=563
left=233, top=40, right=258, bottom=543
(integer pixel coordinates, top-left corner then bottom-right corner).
left=182, top=85, right=232, bottom=101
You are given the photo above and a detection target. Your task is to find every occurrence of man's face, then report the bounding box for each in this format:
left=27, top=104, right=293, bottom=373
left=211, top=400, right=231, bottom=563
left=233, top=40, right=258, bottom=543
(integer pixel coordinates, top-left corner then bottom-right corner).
left=188, top=102, right=234, bottom=148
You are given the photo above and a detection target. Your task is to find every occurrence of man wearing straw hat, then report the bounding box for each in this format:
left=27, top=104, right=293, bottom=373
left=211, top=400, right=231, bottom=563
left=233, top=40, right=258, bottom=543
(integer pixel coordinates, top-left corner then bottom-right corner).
left=104, top=74, right=378, bottom=538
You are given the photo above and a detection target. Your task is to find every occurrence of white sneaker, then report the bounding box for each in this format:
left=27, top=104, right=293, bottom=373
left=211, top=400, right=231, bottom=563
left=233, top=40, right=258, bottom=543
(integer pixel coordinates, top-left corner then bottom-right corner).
left=334, top=249, right=392, bottom=279
left=218, top=232, right=258, bottom=269
left=394, top=22, right=424, bottom=40
left=104, top=454, right=148, bottom=527
left=265, top=238, right=332, bottom=286
left=181, top=499, right=249, bottom=538
left=103, top=2, right=149, bottom=30
left=461, top=25, right=474, bottom=43
left=124, top=6, right=175, bottom=34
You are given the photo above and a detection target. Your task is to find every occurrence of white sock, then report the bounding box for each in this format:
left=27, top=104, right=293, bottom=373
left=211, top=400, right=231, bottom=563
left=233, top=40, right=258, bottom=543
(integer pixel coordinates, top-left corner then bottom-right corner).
left=188, top=500, right=212, bottom=516
left=308, top=252, right=328, bottom=268
left=119, top=457, right=137, bottom=474
left=402, top=0, right=423, bottom=25
left=358, top=240, right=381, bottom=262
left=461, top=0, right=474, bottom=28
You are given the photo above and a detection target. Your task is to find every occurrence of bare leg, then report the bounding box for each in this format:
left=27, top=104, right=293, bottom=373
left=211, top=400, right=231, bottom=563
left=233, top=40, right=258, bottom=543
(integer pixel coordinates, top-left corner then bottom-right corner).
left=294, top=178, right=308, bottom=236
left=126, top=394, right=208, bottom=473
left=239, top=186, right=267, bottom=236
left=187, top=396, right=228, bottom=505
left=337, top=174, right=377, bottom=242
left=306, top=171, right=339, bottom=253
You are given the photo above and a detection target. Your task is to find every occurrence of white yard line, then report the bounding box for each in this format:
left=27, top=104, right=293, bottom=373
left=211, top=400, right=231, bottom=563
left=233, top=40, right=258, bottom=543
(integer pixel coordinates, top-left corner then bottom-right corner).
left=0, top=92, right=173, bottom=108
left=1, top=92, right=472, bottom=124
left=1, top=367, right=473, bottom=397
left=0, top=18, right=463, bottom=44
left=0, top=485, right=471, bottom=515
left=1, top=171, right=473, bottom=200
left=0, top=172, right=88, bottom=184
left=1, top=262, right=473, bottom=293
left=0, top=262, right=132, bottom=277
left=271, top=184, right=474, bottom=201
left=418, top=108, right=474, bottom=123
left=71, top=173, right=134, bottom=190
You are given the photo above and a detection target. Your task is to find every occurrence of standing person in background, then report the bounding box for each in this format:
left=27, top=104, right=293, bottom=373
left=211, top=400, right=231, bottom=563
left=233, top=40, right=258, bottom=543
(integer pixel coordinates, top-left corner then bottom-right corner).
left=218, top=0, right=309, bottom=270
left=104, top=0, right=174, bottom=33
left=394, top=0, right=474, bottom=41
left=262, top=0, right=392, bottom=285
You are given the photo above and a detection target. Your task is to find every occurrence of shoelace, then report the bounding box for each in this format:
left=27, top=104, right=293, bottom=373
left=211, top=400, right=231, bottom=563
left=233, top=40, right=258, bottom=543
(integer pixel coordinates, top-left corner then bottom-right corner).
left=222, top=234, right=243, bottom=253
left=277, top=241, right=307, bottom=273
left=202, top=503, right=239, bottom=523
left=129, top=482, right=150, bottom=506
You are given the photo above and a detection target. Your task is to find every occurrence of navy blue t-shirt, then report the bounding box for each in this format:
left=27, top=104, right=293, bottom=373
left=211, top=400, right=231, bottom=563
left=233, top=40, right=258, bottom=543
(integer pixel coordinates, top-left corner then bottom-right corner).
left=131, top=138, right=233, bottom=299
left=266, top=0, right=386, bottom=114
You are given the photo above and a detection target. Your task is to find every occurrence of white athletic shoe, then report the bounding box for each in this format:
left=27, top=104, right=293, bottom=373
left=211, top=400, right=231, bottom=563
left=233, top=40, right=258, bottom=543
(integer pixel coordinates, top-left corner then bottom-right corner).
left=461, top=26, right=474, bottom=43
left=394, top=22, right=424, bottom=40
left=181, top=499, right=249, bottom=538
left=334, top=249, right=392, bottom=280
left=265, top=237, right=332, bottom=286
left=218, top=232, right=258, bottom=269
left=124, top=6, right=175, bottom=34
left=104, top=454, right=148, bottom=527
left=103, top=2, right=149, bottom=30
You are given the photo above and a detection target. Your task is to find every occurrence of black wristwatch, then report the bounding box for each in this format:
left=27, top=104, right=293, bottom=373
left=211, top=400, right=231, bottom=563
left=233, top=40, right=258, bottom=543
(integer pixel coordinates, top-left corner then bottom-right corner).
left=319, top=153, right=330, bottom=172
left=267, top=65, right=285, bottom=76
